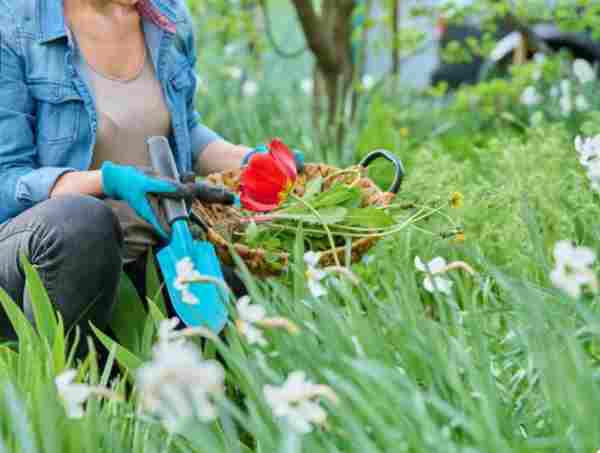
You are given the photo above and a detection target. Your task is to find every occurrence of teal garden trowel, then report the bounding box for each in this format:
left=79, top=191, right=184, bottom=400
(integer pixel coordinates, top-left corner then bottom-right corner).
left=147, top=136, right=229, bottom=333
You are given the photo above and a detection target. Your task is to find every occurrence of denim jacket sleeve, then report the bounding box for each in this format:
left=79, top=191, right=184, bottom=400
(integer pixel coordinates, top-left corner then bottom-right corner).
left=0, top=26, right=75, bottom=221
left=178, top=7, right=223, bottom=164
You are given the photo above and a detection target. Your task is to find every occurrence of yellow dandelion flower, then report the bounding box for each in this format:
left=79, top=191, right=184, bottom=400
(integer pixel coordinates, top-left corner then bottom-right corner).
left=450, top=191, right=464, bottom=209
left=453, top=232, right=466, bottom=243
left=399, top=127, right=410, bottom=138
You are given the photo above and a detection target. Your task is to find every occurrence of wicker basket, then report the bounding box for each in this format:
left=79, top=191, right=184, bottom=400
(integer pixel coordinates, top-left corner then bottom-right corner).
left=191, top=150, right=405, bottom=277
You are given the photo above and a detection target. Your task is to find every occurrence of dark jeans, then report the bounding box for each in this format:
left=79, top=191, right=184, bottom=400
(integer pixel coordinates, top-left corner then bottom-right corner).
left=0, top=195, right=123, bottom=342
left=0, top=194, right=246, bottom=345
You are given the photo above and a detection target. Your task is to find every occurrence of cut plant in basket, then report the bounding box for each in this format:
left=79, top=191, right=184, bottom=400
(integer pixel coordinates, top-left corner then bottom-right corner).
left=192, top=142, right=451, bottom=276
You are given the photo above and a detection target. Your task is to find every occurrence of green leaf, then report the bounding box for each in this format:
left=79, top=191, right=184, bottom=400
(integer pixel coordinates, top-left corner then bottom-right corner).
left=293, top=223, right=305, bottom=301
left=51, top=314, right=65, bottom=374
left=20, top=254, right=57, bottom=346
left=110, top=272, right=146, bottom=355
left=268, top=207, right=348, bottom=225
left=145, top=251, right=167, bottom=316
left=147, top=299, right=167, bottom=324
left=311, top=185, right=362, bottom=209
left=245, top=221, right=260, bottom=243
left=302, top=175, right=323, bottom=201
left=140, top=314, right=157, bottom=360
left=91, top=325, right=143, bottom=373
left=345, top=207, right=395, bottom=228
left=0, top=287, right=37, bottom=350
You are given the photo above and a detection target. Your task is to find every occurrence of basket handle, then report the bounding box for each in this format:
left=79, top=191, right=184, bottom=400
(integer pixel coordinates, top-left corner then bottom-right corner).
left=359, top=149, right=405, bottom=194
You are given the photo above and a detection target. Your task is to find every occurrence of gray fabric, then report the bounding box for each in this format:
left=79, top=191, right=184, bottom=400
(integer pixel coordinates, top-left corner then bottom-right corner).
left=87, top=45, right=171, bottom=170
left=84, top=44, right=171, bottom=262
left=105, top=199, right=160, bottom=264
left=0, top=195, right=123, bottom=344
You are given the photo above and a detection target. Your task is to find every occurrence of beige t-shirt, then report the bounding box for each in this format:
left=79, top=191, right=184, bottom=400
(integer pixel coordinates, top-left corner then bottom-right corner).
left=86, top=47, right=171, bottom=262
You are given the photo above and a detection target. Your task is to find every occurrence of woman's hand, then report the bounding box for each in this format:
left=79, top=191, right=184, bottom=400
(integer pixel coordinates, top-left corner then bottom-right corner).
left=100, top=162, right=181, bottom=237
left=194, top=140, right=252, bottom=176
left=50, top=171, right=104, bottom=198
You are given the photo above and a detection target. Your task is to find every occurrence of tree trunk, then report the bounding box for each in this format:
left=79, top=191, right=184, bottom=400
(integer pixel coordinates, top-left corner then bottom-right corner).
left=289, top=0, right=356, bottom=151
left=391, top=0, right=401, bottom=76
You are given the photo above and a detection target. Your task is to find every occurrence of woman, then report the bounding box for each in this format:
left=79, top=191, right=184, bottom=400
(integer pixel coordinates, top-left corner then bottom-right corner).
left=0, top=0, right=299, bottom=341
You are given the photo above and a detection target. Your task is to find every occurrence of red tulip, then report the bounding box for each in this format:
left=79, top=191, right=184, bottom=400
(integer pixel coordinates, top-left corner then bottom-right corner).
left=240, top=139, right=298, bottom=212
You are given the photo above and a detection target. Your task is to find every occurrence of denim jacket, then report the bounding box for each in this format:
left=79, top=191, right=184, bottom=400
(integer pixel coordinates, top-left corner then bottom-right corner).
left=0, top=0, right=222, bottom=223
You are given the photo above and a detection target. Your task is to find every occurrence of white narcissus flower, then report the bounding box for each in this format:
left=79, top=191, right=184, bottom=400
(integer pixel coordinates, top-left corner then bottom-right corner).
left=55, top=369, right=93, bottom=419
left=575, top=135, right=600, bottom=167
left=561, top=79, right=572, bottom=96
left=530, top=111, right=545, bottom=127
left=559, top=79, right=573, bottom=116
left=560, top=94, right=573, bottom=117
left=224, top=43, right=237, bottom=56
left=174, top=257, right=202, bottom=305
left=361, top=74, right=375, bottom=90
left=520, top=86, right=542, bottom=106
left=235, top=296, right=298, bottom=346
left=573, top=59, right=596, bottom=84
left=550, top=240, right=598, bottom=298
left=137, top=340, right=224, bottom=431
left=242, top=80, right=259, bottom=97
left=300, top=78, right=314, bottom=95
left=157, top=317, right=184, bottom=349
left=575, top=94, right=590, bottom=112
left=226, top=66, right=243, bottom=80
left=304, top=252, right=328, bottom=298
left=264, top=371, right=337, bottom=434
left=236, top=296, right=268, bottom=346
left=575, top=135, right=600, bottom=193
left=414, top=256, right=454, bottom=296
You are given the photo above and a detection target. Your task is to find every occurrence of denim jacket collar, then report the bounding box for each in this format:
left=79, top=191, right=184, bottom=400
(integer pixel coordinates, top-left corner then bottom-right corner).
left=38, top=0, right=177, bottom=44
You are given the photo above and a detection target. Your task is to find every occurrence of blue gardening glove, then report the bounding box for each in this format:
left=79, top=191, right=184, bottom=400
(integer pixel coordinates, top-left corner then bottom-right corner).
left=242, top=145, right=305, bottom=172
left=101, top=161, right=181, bottom=238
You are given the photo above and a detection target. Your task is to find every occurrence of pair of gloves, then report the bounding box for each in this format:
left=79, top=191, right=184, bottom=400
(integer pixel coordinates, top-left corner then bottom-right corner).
left=101, top=146, right=304, bottom=238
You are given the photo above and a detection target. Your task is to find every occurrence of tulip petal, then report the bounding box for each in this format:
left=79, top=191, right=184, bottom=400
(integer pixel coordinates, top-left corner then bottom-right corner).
left=240, top=192, right=280, bottom=212
left=241, top=154, right=288, bottom=205
left=269, top=139, right=297, bottom=180
left=240, top=139, right=299, bottom=212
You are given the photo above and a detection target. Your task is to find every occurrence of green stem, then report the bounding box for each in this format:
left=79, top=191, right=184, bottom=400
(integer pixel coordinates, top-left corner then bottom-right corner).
left=290, top=194, right=342, bottom=267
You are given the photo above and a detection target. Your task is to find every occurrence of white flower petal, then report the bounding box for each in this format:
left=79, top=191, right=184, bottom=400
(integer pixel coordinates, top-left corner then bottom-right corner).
left=414, top=256, right=427, bottom=272
left=520, top=86, right=541, bottom=106
left=136, top=340, right=224, bottom=429
left=264, top=371, right=333, bottom=435
left=55, top=370, right=93, bottom=419
left=242, top=80, right=259, bottom=97
left=427, top=257, right=448, bottom=273
left=55, top=369, right=77, bottom=388
left=239, top=321, right=267, bottom=346
left=304, top=251, right=321, bottom=268
left=308, top=278, right=327, bottom=298
left=296, top=399, right=327, bottom=425
left=300, top=78, right=314, bottom=95
left=237, top=297, right=266, bottom=323
left=286, top=412, right=314, bottom=434
left=575, top=94, right=590, bottom=112
left=423, top=276, right=453, bottom=296
left=573, top=59, right=596, bottom=84
left=560, top=94, right=573, bottom=117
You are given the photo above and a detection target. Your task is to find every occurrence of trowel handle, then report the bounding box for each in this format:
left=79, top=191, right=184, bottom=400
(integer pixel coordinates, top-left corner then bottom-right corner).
left=147, top=136, right=188, bottom=224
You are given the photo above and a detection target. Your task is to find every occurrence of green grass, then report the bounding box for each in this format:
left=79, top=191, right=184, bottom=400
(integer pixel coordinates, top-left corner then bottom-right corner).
left=3, top=97, right=600, bottom=452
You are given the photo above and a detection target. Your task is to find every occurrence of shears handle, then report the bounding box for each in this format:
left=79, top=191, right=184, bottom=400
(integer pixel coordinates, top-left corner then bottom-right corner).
left=147, top=136, right=188, bottom=225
